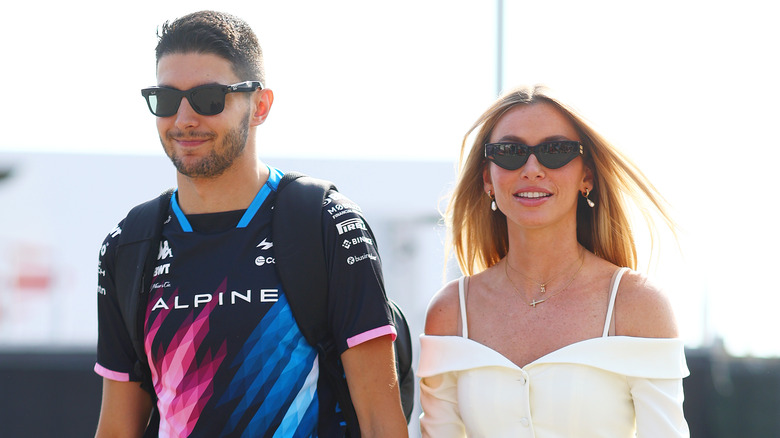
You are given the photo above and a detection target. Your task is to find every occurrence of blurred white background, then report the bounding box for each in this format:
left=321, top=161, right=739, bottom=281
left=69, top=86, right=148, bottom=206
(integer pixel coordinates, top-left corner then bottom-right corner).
left=2, top=0, right=779, bottom=359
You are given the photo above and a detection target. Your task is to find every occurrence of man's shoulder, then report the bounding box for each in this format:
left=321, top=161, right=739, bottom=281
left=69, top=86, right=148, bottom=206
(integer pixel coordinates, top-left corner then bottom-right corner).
left=116, top=190, right=174, bottom=242
left=321, top=190, right=365, bottom=220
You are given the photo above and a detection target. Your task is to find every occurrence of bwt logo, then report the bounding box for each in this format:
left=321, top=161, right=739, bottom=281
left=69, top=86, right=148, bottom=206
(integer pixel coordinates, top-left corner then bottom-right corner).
left=336, top=218, right=367, bottom=235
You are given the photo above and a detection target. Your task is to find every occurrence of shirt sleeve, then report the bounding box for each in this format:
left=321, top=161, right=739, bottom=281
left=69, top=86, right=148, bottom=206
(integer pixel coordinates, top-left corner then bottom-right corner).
left=94, top=220, right=143, bottom=382
left=630, top=376, right=690, bottom=437
left=419, top=372, right=467, bottom=437
left=321, top=190, right=395, bottom=354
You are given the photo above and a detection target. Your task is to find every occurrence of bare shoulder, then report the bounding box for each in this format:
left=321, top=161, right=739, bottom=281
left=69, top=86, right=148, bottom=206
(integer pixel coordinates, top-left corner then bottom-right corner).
left=424, top=277, right=462, bottom=336
left=615, top=270, right=679, bottom=339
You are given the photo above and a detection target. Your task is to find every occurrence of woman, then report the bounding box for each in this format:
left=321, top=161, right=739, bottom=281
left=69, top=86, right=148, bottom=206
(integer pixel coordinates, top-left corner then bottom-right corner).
left=419, top=85, right=689, bottom=437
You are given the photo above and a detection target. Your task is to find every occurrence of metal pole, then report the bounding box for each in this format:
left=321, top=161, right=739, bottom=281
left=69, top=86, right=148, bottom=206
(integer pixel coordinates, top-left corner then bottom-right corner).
left=496, top=0, right=504, bottom=97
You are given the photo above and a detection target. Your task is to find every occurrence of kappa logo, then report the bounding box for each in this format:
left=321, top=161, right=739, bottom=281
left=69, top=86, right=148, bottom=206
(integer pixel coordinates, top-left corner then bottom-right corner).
left=257, top=238, right=273, bottom=250
left=158, top=240, right=173, bottom=260
left=336, top=218, right=367, bottom=235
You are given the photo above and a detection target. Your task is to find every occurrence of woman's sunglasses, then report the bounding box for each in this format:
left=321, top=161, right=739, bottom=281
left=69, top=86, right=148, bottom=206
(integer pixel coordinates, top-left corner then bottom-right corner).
left=141, top=81, right=263, bottom=117
left=484, top=140, right=583, bottom=170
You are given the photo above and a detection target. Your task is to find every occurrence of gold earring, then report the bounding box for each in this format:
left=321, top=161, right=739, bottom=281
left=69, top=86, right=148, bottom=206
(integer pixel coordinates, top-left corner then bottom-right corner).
left=489, top=191, right=497, bottom=211
left=584, top=188, right=595, bottom=208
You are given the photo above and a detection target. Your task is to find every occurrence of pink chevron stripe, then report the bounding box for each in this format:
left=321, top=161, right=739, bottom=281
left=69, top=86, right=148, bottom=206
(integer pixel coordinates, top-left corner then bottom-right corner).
left=145, top=281, right=228, bottom=437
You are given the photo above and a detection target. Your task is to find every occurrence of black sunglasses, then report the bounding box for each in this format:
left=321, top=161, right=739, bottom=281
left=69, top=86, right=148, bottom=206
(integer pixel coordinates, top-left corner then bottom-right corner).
left=141, top=81, right=263, bottom=117
left=485, top=140, right=583, bottom=170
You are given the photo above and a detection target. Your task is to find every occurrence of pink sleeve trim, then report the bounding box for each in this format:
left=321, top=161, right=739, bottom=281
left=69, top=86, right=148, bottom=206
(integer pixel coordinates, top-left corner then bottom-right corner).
left=94, top=363, right=131, bottom=382
left=346, top=325, right=398, bottom=349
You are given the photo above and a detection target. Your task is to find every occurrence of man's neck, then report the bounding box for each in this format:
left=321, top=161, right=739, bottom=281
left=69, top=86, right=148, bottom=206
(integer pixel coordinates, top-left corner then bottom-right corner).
left=174, top=157, right=269, bottom=214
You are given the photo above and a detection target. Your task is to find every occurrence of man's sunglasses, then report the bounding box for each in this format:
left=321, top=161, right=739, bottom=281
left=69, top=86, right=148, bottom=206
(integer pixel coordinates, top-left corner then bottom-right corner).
left=484, top=140, right=583, bottom=170
left=141, top=81, right=263, bottom=117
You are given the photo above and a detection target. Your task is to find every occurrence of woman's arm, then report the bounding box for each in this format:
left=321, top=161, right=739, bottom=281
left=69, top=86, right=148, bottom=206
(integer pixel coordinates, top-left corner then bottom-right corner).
left=618, top=271, right=689, bottom=436
left=630, top=377, right=690, bottom=437
left=419, top=279, right=467, bottom=437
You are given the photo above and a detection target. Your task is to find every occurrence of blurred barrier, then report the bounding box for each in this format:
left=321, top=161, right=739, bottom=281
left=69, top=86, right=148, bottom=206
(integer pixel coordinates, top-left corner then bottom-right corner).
left=1, top=347, right=779, bottom=437
left=0, top=351, right=101, bottom=438
left=684, top=346, right=780, bottom=437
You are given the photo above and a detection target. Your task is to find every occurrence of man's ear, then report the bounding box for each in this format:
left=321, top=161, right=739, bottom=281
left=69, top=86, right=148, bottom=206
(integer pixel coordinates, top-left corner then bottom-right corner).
left=250, top=88, right=274, bottom=126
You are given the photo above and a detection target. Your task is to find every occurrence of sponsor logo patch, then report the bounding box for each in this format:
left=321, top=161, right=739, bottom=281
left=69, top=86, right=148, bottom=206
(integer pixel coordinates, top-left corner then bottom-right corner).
left=257, top=238, right=273, bottom=250
left=347, top=253, right=378, bottom=265
left=342, top=236, right=374, bottom=249
left=336, top=218, right=367, bottom=235
left=255, top=256, right=276, bottom=266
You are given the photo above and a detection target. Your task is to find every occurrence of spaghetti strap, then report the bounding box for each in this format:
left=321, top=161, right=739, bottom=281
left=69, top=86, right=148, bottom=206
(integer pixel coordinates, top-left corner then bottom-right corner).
left=603, top=268, right=629, bottom=337
left=458, top=276, right=469, bottom=339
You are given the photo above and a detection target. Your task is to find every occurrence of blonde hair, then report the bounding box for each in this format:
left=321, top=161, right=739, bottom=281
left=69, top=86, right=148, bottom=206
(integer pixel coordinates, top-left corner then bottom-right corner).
left=446, top=85, right=675, bottom=275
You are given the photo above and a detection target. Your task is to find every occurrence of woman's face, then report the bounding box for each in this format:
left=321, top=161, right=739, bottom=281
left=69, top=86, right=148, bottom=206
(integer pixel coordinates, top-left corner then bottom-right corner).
left=483, top=102, right=592, bottom=230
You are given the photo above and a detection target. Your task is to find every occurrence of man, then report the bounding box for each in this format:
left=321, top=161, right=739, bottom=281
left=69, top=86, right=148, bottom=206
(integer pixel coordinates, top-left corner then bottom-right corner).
left=94, top=11, right=408, bottom=437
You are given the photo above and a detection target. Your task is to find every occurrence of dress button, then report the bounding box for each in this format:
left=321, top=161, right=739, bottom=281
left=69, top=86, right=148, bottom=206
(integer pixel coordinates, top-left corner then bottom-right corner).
left=518, top=376, right=527, bottom=385
left=520, top=417, right=530, bottom=427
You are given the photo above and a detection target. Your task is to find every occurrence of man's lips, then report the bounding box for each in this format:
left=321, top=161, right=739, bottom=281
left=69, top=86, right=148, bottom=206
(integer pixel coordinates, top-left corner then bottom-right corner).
left=169, top=134, right=215, bottom=147
left=173, top=138, right=207, bottom=147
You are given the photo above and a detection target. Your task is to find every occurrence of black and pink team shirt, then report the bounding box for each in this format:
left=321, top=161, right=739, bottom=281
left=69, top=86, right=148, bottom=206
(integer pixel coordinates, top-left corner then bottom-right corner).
left=95, top=166, right=396, bottom=437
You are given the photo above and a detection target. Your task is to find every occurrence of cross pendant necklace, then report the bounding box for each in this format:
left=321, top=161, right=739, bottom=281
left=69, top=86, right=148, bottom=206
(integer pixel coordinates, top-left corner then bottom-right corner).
left=530, top=298, right=547, bottom=307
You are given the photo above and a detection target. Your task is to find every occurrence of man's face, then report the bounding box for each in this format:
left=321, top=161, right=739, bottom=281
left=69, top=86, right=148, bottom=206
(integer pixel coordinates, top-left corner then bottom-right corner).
left=154, top=52, right=252, bottom=179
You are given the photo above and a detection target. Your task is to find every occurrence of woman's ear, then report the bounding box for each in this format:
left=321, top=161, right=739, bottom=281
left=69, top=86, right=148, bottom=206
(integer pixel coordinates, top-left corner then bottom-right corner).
left=250, top=88, right=274, bottom=126
left=582, top=163, right=594, bottom=190
left=483, top=164, right=494, bottom=195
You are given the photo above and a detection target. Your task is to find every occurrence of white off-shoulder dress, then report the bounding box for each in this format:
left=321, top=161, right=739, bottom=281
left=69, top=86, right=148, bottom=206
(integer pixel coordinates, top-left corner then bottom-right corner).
left=418, top=268, right=690, bottom=437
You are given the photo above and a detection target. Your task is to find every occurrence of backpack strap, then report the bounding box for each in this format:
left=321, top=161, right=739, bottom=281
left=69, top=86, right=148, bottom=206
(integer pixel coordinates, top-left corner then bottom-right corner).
left=272, top=172, right=365, bottom=437
left=272, top=172, right=334, bottom=345
left=114, top=189, right=173, bottom=397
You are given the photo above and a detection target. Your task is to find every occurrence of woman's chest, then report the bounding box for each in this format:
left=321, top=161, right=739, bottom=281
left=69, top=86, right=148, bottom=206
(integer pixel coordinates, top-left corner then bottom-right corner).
left=466, top=294, right=609, bottom=367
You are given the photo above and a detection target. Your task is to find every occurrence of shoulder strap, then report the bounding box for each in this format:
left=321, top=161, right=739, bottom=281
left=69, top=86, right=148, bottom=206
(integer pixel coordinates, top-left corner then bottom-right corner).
left=271, top=172, right=366, bottom=436
left=603, top=267, right=629, bottom=337
left=114, top=189, right=173, bottom=395
left=273, top=172, right=415, bottom=431
left=272, top=172, right=336, bottom=346
left=458, top=276, right=469, bottom=339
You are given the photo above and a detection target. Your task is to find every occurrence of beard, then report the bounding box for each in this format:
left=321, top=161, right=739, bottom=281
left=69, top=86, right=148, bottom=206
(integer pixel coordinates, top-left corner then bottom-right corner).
left=163, top=115, right=250, bottom=179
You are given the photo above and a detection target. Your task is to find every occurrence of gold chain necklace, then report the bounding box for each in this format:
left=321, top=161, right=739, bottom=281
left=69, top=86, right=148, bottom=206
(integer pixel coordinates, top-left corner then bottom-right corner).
left=504, top=249, right=585, bottom=307
left=506, top=250, right=583, bottom=296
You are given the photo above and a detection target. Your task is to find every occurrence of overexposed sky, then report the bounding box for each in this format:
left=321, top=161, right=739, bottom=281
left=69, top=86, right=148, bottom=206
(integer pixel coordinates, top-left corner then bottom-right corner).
left=2, top=0, right=779, bottom=356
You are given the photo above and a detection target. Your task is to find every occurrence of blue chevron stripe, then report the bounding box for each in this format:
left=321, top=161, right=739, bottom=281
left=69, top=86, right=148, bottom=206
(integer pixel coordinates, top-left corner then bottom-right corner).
left=219, top=293, right=319, bottom=436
